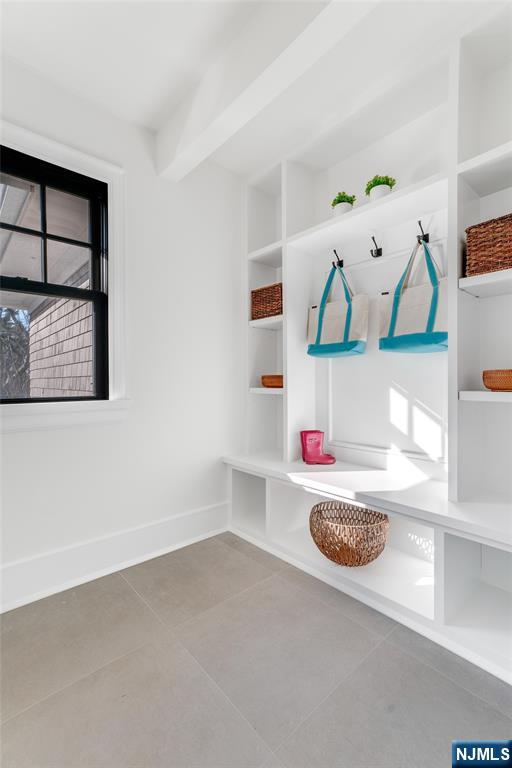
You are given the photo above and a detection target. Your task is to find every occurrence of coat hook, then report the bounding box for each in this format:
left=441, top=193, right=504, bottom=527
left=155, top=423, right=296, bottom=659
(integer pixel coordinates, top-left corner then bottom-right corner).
left=417, top=220, right=430, bottom=243
left=332, top=248, right=343, bottom=268
left=370, top=236, right=383, bottom=258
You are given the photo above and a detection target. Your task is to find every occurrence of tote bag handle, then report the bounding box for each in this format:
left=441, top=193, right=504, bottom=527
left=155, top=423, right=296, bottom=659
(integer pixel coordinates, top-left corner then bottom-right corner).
left=387, top=242, right=442, bottom=338
left=315, top=264, right=354, bottom=346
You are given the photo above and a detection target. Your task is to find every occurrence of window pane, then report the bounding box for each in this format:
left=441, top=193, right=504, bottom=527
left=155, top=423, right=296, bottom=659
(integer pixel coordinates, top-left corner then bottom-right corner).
left=0, top=290, right=95, bottom=399
left=46, top=187, right=90, bottom=242
left=0, top=230, right=43, bottom=280
left=47, top=240, right=91, bottom=288
left=0, top=173, right=41, bottom=230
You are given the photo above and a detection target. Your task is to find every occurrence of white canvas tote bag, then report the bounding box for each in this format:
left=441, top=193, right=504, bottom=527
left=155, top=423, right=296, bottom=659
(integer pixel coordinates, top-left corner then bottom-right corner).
left=379, top=241, right=447, bottom=352
left=308, top=264, right=368, bottom=357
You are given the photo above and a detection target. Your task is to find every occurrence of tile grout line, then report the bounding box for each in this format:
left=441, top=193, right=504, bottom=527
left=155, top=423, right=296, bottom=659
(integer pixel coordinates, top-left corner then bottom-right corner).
left=214, top=534, right=290, bottom=573
left=276, top=567, right=512, bottom=721
left=170, top=553, right=390, bottom=761
left=120, top=534, right=279, bottom=636
left=383, top=632, right=512, bottom=723
left=216, top=534, right=396, bottom=643
left=275, top=569, right=396, bottom=641
left=221, top=539, right=512, bottom=721
left=170, top=572, right=278, bottom=633
left=171, top=633, right=278, bottom=764
left=118, top=571, right=170, bottom=631
left=141, top=540, right=512, bottom=731
left=271, top=634, right=389, bottom=758
left=2, top=574, right=174, bottom=727
left=2, top=548, right=278, bottom=727
left=1, top=642, right=149, bottom=727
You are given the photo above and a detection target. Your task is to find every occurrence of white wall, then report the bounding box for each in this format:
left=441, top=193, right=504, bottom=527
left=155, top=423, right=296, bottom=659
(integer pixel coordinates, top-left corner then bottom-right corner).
left=0, top=59, right=244, bottom=609
left=312, top=105, right=449, bottom=227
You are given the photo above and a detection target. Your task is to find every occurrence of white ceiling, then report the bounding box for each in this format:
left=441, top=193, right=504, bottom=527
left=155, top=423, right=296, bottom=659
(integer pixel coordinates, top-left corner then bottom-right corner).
left=0, top=1, right=263, bottom=130
left=211, top=1, right=494, bottom=177
left=2, top=1, right=506, bottom=179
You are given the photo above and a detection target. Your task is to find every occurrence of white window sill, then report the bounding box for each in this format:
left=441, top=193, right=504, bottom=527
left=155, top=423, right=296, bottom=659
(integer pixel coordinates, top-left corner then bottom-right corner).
left=0, top=398, right=131, bottom=433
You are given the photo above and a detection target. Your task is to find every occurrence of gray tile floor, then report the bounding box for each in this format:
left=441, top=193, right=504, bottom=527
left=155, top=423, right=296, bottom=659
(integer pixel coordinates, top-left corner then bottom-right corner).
left=2, top=532, right=511, bottom=767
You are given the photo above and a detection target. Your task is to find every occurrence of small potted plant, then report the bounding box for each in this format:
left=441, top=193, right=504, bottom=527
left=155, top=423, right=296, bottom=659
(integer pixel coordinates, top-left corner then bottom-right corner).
left=365, top=175, right=396, bottom=201
left=331, top=191, right=356, bottom=215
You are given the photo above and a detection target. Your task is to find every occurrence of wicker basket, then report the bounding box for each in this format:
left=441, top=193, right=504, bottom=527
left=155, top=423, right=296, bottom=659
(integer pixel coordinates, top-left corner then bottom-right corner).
left=483, top=369, right=512, bottom=392
left=251, top=282, right=282, bottom=320
left=309, top=501, right=389, bottom=567
left=261, top=374, right=283, bottom=388
left=466, top=213, right=512, bottom=277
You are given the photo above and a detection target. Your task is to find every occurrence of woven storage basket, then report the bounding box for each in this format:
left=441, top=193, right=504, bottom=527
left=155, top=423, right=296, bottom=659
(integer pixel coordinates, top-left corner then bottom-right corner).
left=261, top=374, right=283, bottom=388
left=466, top=213, right=512, bottom=277
left=251, top=282, right=282, bottom=320
left=310, top=500, right=389, bottom=567
left=483, top=369, right=512, bottom=392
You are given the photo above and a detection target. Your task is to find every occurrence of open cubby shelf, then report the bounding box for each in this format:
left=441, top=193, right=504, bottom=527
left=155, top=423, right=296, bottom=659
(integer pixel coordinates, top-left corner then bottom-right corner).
left=236, top=7, right=512, bottom=684
left=459, top=267, right=512, bottom=298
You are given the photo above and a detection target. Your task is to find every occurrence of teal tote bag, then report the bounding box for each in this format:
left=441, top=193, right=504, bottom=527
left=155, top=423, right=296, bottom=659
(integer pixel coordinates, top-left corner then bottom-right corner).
left=379, top=241, right=448, bottom=353
left=307, top=264, right=369, bottom=358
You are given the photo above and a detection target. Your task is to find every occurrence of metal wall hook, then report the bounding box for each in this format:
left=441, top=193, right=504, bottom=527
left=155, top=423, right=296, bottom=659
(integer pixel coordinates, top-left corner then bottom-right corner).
left=370, top=236, right=383, bottom=258
left=332, top=248, right=343, bottom=268
left=417, top=220, right=430, bottom=243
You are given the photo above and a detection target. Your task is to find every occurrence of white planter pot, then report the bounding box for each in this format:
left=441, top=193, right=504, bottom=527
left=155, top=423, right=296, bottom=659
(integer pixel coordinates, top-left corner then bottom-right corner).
left=369, top=184, right=392, bottom=201
left=332, top=202, right=353, bottom=215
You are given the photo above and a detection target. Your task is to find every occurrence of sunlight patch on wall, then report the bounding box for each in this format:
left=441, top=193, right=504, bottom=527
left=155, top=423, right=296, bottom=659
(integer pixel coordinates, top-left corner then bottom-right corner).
left=412, top=401, right=444, bottom=460
left=389, top=385, right=409, bottom=436
left=387, top=443, right=428, bottom=483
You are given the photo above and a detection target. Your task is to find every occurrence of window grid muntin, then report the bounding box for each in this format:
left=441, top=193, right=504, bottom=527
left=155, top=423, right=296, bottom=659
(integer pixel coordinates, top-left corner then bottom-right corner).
left=0, top=146, right=108, bottom=403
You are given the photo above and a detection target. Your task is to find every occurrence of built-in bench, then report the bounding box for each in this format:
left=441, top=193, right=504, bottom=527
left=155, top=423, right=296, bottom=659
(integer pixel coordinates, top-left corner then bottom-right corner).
left=224, top=454, right=512, bottom=685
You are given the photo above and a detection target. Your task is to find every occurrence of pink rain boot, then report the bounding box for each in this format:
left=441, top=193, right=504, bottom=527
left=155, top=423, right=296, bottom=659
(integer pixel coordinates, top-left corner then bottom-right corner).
left=300, top=430, right=336, bottom=465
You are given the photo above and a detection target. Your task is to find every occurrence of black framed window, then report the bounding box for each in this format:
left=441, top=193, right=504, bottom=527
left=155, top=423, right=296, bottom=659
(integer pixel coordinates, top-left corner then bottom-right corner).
left=0, top=147, right=108, bottom=402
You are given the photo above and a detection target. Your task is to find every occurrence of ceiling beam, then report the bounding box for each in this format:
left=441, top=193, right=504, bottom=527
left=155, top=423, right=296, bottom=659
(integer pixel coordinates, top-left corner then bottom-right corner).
left=156, top=1, right=378, bottom=181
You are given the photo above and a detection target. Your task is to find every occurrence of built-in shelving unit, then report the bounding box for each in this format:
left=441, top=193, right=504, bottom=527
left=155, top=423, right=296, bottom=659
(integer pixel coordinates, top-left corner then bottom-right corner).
left=454, top=9, right=512, bottom=506
left=235, top=7, right=512, bottom=685
left=224, top=451, right=512, bottom=681
left=245, top=167, right=285, bottom=457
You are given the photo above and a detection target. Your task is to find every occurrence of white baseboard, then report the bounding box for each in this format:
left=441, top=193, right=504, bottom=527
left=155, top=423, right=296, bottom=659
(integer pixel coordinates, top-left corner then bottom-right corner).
left=1, top=501, right=229, bottom=613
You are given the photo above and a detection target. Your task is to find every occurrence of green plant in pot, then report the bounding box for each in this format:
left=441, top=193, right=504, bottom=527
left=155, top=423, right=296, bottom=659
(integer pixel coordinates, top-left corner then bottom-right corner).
left=365, top=175, right=396, bottom=201
left=331, top=191, right=356, bottom=215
